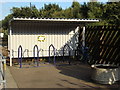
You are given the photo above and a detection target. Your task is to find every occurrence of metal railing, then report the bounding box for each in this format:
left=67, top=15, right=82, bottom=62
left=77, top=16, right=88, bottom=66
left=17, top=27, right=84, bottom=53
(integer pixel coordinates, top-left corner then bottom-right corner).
left=23, top=49, right=29, bottom=58
left=0, top=53, right=6, bottom=89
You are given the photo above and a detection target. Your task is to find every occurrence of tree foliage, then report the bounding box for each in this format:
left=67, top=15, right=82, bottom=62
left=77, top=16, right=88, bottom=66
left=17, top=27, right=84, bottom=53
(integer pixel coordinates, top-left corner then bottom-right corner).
left=102, top=2, right=120, bottom=25
left=39, top=4, right=62, bottom=18
left=2, top=14, right=13, bottom=30
left=1, top=1, right=120, bottom=30
left=71, top=1, right=81, bottom=18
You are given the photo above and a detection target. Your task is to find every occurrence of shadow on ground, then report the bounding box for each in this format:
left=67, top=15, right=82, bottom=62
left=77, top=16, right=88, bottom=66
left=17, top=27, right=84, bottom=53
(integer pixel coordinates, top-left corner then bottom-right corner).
left=8, top=61, right=120, bottom=89
left=56, top=63, right=92, bottom=82
left=55, top=62, right=120, bottom=90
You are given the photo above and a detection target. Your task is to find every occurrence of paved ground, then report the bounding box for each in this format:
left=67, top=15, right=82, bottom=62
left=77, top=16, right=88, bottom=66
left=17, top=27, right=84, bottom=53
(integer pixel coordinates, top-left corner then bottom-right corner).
left=6, top=66, right=18, bottom=88
left=6, top=63, right=120, bottom=89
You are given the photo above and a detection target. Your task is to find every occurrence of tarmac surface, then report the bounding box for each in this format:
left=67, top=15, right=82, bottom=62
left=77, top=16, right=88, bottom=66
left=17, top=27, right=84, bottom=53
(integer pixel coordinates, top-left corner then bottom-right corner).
left=6, top=63, right=120, bottom=89
left=6, top=66, right=18, bottom=88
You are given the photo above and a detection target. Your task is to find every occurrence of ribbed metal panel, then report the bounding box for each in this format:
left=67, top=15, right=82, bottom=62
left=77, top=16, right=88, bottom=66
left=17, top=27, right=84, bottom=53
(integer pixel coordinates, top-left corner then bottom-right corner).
left=9, top=20, right=81, bottom=58
left=12, top=18, right=99, bottom=22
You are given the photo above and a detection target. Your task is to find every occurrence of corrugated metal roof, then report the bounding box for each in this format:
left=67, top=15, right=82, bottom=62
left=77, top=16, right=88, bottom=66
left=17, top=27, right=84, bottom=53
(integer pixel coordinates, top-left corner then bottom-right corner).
left=11, top=18, right=99, bottom=23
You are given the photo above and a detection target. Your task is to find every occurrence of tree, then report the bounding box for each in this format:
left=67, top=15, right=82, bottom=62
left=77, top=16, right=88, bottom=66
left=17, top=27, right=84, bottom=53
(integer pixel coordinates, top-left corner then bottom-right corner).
left=11, top=6, right=40, bottom=18
left=2, top=14, right=13, bottom=30
left=102, top=2, right=120, bottom=25
left=30, top=5, right=39, bottom=18
left=80, top=2, right=89, bottom=18
left=87, top=2, right=103, bottom=19
left=1, top=1, right=120, bottom=31
left=64, top=8, right=73, bottom=18
left=11, top=7, right=21, bottom=18
left=71, top=1, right=81, bottom=18
left=0, top=21, right=2, bottom=28
left=52, top=10, right=65, bottom=18
left=41, top=4, right=62, bottom=18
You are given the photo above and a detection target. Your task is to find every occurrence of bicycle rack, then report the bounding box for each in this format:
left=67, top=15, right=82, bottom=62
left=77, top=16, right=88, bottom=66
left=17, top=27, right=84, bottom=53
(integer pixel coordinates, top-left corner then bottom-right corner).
left=63, top=44, right=71, bottom=64
left=38, top=49, right=44, bottom=57
left=12, top=49, right=14, bottom=58
left=33, top=45, right=39, bottom=67
left=18, top=45, right=23, bottom=68
left=23, top=49, right=29, bottom=58
left=49, top=44, right=56, bottom=64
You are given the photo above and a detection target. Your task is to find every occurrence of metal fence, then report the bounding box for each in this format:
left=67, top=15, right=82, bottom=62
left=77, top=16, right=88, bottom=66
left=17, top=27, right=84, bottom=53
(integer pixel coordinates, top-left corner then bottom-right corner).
left=0, top=53, right=6, bottom=89
left=79, top=26, right=120, bottom=66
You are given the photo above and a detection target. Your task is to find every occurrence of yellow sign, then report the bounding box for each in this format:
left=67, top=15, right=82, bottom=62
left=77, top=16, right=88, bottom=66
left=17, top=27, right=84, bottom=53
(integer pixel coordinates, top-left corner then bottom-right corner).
left=38, top=36, right=45, bottom=42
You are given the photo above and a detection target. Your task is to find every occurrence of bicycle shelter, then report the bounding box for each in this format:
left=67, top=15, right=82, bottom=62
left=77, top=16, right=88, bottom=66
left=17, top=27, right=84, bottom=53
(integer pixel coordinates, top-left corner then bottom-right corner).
left=8, top=18, right=99, bottom=66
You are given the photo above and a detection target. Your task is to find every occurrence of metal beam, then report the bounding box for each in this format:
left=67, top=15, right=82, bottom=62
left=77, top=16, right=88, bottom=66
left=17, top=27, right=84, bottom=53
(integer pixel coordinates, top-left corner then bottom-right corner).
left=82, top=26, right=86, bottom=48
left=9, top=26, right=12, bottom=66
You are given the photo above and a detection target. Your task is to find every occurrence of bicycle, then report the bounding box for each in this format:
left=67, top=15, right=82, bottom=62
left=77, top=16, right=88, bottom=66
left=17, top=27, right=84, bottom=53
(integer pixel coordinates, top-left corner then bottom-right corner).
left=75, top=43, right=91, bottom=64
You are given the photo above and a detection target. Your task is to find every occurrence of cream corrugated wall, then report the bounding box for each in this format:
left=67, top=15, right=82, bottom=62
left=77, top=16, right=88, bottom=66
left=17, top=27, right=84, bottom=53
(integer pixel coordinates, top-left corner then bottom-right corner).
left=9, top=22, right=79, bottom=58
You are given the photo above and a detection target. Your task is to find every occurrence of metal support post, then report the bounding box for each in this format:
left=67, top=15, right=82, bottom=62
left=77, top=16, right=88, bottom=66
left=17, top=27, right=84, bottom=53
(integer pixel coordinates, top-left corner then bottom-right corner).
left=10, top=28, right=12, bottom=66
